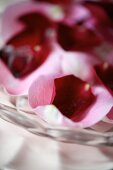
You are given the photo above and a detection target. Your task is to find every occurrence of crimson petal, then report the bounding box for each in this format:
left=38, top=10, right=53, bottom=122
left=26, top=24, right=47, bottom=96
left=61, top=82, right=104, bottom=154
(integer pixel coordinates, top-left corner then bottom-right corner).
left=57, top=23, right=101, bottom=51
left=29, top=74, right=113, bottom=127
left=0, top=12, right=54, bottom=78
left=33, top=0, right=72, bottom=5
left=0, top=1, right=63, bottom=95
left=84, top=1, right=113, bottom=20
left=95, top=63, right=113, bottom=94
left=84, top=1, right=113, bottom=42
left=7, top=12, right=55, bottom=47
left=53, top=75, right=95, bottom=121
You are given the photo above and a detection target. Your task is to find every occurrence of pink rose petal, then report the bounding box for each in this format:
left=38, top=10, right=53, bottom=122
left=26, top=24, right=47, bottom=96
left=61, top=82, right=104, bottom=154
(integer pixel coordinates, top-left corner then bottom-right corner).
left=0, top=1, right=64, bottom=95
left=29, top=74, right=113, bottom=128
left=0, top=44, right=62, bottom=95
left=29, top=75, right=55, bottom=108
left=1, top=1, right=63, bottom=43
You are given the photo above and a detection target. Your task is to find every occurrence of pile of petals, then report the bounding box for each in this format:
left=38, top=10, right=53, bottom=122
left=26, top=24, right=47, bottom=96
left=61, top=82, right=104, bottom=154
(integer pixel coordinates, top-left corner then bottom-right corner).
left=0, top=0, right=113, bottom=129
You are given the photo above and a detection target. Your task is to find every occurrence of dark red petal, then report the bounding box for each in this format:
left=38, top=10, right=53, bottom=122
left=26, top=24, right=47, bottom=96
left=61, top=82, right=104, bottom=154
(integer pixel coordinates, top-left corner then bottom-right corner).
left=0, top=13, right=53, bottom=78
left=33, top=0, right=71, bottom=5
left=84, top=1, right=113, bottom=42
left=95, top=63, right=113, bottom=93
left=106, top=107, right=113, bottom=120
left=57, top=23, right=101, bottom=51
left=7, top=12, right=55, bottom=47
left=84, top=1, right=113, bottom=20
left=53, top=75, right=96, bottom=121
left=0, top=44, right=51, bottom=78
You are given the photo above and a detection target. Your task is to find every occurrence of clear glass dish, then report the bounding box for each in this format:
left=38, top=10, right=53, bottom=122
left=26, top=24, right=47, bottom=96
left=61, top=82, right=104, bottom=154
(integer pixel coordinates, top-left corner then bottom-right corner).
left=0, top=90, right=113, bottom=170
left=0, top=93, right=113, bottom=147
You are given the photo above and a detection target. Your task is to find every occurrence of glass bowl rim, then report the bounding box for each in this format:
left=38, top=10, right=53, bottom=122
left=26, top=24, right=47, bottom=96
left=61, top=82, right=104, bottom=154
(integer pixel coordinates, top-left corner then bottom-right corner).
left=0, top=99, right=113, bottom=147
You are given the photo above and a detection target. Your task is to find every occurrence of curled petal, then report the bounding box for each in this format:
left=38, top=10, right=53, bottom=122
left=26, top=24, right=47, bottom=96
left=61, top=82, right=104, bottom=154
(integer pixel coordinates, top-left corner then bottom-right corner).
left=0, top=0, right=65, bottom=95
left=29, top=76, right=55, bottom=108
left=0, top=45, right=62, bottom=95
left=29, top=74, right=113, bottom=128
left=1, top=1, right=64, bottom=43
left=0, top=0, right=67, bottom=95
left=77, top=85, right=113, bottom=127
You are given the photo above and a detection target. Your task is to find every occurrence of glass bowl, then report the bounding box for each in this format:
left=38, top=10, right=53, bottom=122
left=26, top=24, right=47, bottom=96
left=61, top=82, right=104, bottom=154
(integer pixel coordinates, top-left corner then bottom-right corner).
left=0, top=89, right=113, bottom=170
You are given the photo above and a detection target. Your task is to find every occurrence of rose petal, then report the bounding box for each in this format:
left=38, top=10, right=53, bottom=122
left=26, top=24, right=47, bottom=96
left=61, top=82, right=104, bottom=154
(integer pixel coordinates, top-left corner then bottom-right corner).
left=0, top=44, right=62, bottom=95
left=29, top=74, right=113, bottom=128
left=84, top=1, right=113, bottom=42
left=105, top=107, right=113, bottom=122
left=78, top=85, right=113, bottom=127
left=95, top=63, right=113, bottom=94
left=52, top=75, right=95, bottom=121
left=57, top=22, right=101, bottom=51
left=29, top=75, right=55, bottom=108
left=1, top=6, right=56, bottom=78
left=33, top=0, right=72, bottom=5
left=1, top=1, right=62, bottom=43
